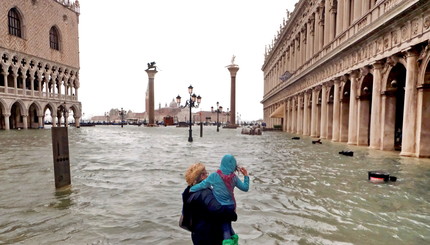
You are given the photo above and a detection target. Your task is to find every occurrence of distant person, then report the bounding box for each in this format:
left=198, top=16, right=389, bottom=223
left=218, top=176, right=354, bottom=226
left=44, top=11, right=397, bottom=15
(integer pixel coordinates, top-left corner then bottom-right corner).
left=190, top=154, right=250, bottom=245
left=181, top=163, right=237, bottom=245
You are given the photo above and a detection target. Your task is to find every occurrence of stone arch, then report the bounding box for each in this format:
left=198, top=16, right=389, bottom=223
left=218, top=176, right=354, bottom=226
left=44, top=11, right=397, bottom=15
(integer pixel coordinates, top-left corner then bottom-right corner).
left=381, top=62, right=407, bottom=151
left=28, top=102, right=42, bottom=129
left=10, top=100, right=26, bottom=129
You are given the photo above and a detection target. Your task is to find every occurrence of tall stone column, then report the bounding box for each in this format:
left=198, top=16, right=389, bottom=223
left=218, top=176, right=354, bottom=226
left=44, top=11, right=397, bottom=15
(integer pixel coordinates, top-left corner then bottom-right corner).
left=354, top=0, right=362, bottom=22
left=297, top=94, right=303, bottom=134
left=332, top=79, right=341, bottom=142
left=2, top=72, right=8, bottom=92
left=287, top=99, right=291, bottom=132
left=308, top=16, right=315, bottom=60
left=227, top=62, right=239, bottom=127
left=38, top=116, right=43, bottom=128
left=336, top=0, right=344, bottom=35
left=303, top=92, right=309, bottom=135
left=324, top=0, right=330, bottom=46
left=348, top=71, right=358, bottom=145
left=314, top=9, right=321, bottom=53
left=13, top=71, right=18, bottom=95
left=329, top=4, right=337, bottom=41
left=401, top=50, right=419, bottom=156
left=369, top=61, right=383, bottom=149
left=22, top=114, right=28, bottom=129
left=416, top=83, right=430, bottom=157
left=343, top=0, right=351, bottom=33
left=292, top=98, right=296, bottom=133
left=320, top=84, right=328, bottom=139
left=145, top=67, right=158, bottom=126
left=311, top=87, right=318, bottom=137
left=3, top=113, right=10, bottom=130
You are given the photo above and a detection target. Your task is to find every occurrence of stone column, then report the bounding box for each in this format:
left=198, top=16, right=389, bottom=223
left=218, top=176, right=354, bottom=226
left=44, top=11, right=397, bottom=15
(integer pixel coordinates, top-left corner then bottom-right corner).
left=74, top=116, right=80, bottom=128
left=303, top=92, right=309, bottom=135
left=329, top=3, right=337, bottom=42
left=22, top=114, right=28, bottom=129
left=309, top=15, right=315, bottom=60
left=145, top=68, right=158, bottom=126
left=3, top=113, right=10, bottom=130
left=348, top=71, right=359, bottom=145
left=324, top=0, right=330, bottom=46
left=343, top=0, right=351, bottom=32
left=2, top=72, right=7, bottom=92
left=13, top=71, right=18, bottom=95
left=227, top=64, right=239, bottom=127
left=311, top=87, right=318, bottom=137
left=320, top=84, right=328, bottom=139
left=400, top=50, right=419, bottom=156
left=57, top=80, right=62, bottom=99
left=74, top=79, right=79, bottom=100
left=332, top=79, right=341, bottom=142
left=287, top=99, right=291, bottom=132
left=22, top=72, right=27, bottom=96
left=354, top=0, right=362, bottom=22
left=292, top=98, right=297, bottom=133
left=38, top=116, right=43, bottom=128
left=336, top=0, right=344, bottom=35
left=314, top=8, right=321, bottom=53
left=51, top=111, right=57, bottom=127
left=29, top=72, right=35, bottom=97
left=297, top=94, right=303, bottom=134
left=369, top=61, right=383, bottom=149
left=362, top=0, right=370, bottom=16
left=416, top=83, right=430, bottom=157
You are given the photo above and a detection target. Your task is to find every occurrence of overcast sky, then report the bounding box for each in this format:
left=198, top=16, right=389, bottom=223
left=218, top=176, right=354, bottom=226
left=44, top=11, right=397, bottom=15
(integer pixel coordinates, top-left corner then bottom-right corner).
left=78, top=0, right=299, bottom=121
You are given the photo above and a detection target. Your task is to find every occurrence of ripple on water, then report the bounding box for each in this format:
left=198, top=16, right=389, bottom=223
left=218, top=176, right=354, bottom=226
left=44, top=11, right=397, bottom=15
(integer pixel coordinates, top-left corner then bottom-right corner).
left=1, top=127, right=429, bottom=244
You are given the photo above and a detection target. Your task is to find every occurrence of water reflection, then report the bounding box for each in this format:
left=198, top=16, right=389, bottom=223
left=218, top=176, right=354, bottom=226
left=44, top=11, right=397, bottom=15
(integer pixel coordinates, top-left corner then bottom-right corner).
left=0, top=126, right=429, bottom=244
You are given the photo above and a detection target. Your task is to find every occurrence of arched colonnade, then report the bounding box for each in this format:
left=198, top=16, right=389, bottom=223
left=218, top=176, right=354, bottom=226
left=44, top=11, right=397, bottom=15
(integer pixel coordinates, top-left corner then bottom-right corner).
left=267, top=45, right=430, bottom=157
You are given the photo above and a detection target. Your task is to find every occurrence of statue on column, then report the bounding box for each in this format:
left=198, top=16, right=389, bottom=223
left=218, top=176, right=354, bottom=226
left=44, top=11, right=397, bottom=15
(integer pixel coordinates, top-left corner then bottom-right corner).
left=146, top=61, right=157, bottom=71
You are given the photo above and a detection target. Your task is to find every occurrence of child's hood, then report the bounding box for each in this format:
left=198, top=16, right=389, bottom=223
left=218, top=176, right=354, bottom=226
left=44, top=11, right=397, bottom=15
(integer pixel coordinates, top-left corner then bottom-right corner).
left=219, top=154, right=237, bottom=175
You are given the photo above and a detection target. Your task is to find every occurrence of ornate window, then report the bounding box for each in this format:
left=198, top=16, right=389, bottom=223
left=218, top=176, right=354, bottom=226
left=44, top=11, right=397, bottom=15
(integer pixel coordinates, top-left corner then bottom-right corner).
left=49, top=26, right=59, bottom=50
left=8, top=8, right=22, bottom=37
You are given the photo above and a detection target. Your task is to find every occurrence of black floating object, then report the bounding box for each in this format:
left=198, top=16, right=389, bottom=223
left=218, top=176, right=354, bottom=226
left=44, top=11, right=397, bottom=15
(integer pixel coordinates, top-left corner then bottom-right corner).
left=292, top=137, right=300, bottom=140
left=368, top=171, right=390, bottom=182
left=339, top=150, right=353, bottom=156
left=389, top=176, right=397, bottom=182
left=312, top=139, right=322, bottom=144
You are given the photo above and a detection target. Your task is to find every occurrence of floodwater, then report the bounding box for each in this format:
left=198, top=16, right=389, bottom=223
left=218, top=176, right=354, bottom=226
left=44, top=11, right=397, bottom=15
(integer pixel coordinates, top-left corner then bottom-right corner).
left=0, top=126, right=429, bottom=245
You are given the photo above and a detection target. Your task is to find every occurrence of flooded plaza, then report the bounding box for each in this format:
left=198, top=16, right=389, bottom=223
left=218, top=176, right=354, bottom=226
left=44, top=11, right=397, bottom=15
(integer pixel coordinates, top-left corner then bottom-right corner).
left=0, top=125, right=429, bottom=244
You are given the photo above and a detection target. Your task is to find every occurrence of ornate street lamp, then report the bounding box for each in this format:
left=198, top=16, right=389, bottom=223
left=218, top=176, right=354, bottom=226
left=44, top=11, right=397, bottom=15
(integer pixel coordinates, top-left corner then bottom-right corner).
left=176, top=85, right=202, bottom=142
left=119, top=107, right=125, bottom=128
left=215, top=102, right=223, bottom=132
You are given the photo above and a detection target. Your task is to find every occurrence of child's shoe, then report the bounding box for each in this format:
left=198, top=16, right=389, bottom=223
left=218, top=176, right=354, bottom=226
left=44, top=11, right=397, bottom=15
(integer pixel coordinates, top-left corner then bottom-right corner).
left=231, top=234, right=239, bottom=245
left=222, top=238, right=235, bottom=245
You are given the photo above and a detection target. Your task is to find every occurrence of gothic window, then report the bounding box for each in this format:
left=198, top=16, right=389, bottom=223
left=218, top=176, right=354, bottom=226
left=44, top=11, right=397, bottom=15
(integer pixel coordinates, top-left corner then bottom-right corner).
left=49, top=26, right=60, bottom=50
left=8, top=8, right=22, bottom=37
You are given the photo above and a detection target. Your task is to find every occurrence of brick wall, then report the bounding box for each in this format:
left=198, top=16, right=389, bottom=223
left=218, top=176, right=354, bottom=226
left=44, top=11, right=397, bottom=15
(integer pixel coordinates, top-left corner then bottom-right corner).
left=0, top=0, right=79, bottom=69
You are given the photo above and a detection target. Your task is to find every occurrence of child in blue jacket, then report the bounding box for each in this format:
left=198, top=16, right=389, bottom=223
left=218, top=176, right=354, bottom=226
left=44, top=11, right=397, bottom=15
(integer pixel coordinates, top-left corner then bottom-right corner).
left=190, top=154, right=250, bottom=245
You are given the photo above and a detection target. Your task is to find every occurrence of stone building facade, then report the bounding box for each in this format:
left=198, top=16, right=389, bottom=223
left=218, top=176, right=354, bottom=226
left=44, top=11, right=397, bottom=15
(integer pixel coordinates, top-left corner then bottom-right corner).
left=262, top=0, right=430, bottom=157
left=0, top=0, right=81, bottom=129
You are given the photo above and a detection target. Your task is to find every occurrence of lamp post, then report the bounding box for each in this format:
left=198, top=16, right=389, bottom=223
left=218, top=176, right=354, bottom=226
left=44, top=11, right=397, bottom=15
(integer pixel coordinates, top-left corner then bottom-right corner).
left=119, top=107, right=125, bottom=128
left=176, top=85, right=202, bottom=142
left=215, top=102, right=223, bottom=132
